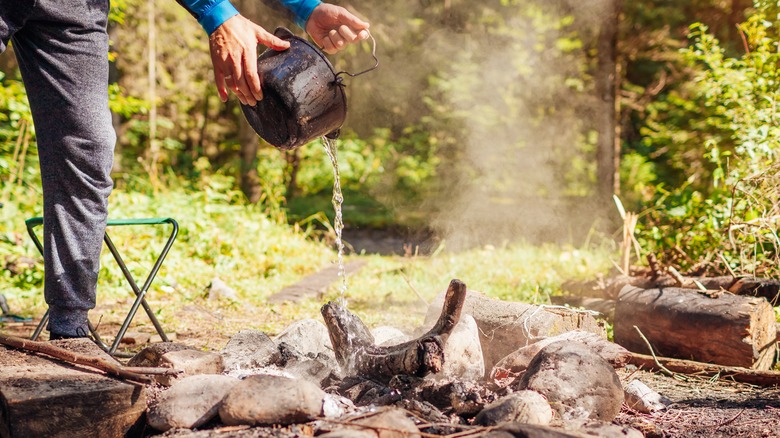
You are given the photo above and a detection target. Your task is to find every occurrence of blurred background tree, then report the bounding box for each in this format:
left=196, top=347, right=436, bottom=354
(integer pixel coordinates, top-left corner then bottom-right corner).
left=2, top=0, right=779, bottom=274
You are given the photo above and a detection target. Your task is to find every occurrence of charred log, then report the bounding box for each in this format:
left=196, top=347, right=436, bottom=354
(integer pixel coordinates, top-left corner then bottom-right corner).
left=321, top=279, right=467, bottom=382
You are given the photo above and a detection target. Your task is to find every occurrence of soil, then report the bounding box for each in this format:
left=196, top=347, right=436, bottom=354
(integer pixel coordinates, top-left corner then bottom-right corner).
left=614, top=369, right=780, bottom=438
left=1, top=292, right=779, bottom=437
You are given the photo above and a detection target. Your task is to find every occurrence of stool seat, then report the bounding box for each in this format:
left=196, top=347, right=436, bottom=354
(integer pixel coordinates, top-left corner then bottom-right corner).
left=26, top=216, right=178, bottom=356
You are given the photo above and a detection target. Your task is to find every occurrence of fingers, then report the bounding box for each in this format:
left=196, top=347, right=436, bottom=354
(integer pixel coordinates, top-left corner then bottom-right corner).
left=257, top=27, right=290, bottom=51
left=323, top=24, right=369, bottom=54
left=213, top=69, right=229, bottom=103
left=209, top=16, right=290, bottom=106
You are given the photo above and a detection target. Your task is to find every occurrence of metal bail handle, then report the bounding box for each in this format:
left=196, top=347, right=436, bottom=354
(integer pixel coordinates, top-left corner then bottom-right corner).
left=334, top=32, right=379, bottom=80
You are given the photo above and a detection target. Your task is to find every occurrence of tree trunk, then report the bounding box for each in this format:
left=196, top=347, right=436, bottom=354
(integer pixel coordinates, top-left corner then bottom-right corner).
left=285, top=149, right=301, bottom=199
left=594, top=0, right=621, bottom=201
left=613, top=286, right=777, bottom=370
left=238, top=117, right=262, bottom=203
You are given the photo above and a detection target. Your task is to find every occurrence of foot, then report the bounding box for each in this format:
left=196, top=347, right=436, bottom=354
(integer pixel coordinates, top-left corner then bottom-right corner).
left=48, top=327, right=91, bottom=341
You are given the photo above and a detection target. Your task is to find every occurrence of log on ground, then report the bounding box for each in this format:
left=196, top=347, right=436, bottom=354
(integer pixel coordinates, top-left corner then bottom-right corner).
left=0, top=338, right=146, bottom=438
left=613, top=286, right=777, bottom=370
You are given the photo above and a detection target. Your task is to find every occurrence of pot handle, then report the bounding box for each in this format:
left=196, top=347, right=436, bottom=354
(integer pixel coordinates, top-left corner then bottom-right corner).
left=335, top=32, right=379, bottom=79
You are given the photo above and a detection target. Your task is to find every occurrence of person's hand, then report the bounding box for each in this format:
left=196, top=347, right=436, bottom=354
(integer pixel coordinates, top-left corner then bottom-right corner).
left=209, top=14, right=290, bottom=106
left=306, top=4, right=370, bottom=54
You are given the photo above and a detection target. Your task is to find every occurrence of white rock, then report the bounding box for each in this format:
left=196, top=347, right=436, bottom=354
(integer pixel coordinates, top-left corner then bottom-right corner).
left=474, top=390, right=553, bottom=426
left=428, top=314, right=484, bottom=381
left=219, top=374, right=325, bottom=426
left=157, top=349, right=224, bottom=386
left=207, top=277, right=237, bottom=301
left=274, top=319, right=333, bottom=359
left=147, top=374, right=239, bottom=431
left=624, top=379, right=670, bottom=413
left=517, top=341, right=624, bottom=422
left=371, top=326, right=410, bottom=346
left=220, top=330, right=281, bottom=373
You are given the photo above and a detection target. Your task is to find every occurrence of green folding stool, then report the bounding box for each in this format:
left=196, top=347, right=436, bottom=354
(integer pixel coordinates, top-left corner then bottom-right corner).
left=26, top=217, right=178, bottom=356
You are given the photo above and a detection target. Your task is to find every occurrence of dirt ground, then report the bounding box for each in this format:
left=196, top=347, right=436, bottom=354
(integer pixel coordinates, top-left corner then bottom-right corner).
left=614, top=369, right=780, bottom=438
left=2, top=316, right=780, bottom=437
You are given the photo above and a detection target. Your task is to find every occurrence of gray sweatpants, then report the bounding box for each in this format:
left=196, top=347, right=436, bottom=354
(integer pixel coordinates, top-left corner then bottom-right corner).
left=1, top=0, right=115, bottom=336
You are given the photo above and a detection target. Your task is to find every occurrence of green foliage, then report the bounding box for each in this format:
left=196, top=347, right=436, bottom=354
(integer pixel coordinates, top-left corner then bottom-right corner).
left=633, top=2, right=780, bottom=276
left=0, top=71, right=35, bottom=184
left=0, top=184, right=333, bottom=321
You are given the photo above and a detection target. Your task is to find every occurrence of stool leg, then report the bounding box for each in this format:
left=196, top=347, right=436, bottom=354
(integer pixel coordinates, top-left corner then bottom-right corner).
left=104, top=233, right=169, bottom=354
left=31, top=309, right=50, bottom=341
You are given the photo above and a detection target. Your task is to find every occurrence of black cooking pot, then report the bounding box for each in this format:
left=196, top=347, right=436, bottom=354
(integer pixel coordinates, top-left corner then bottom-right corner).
left=241, top=27, right=377, bottom=150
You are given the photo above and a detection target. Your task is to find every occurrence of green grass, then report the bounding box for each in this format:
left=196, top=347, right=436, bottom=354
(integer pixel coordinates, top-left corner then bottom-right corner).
left=1, top=184, right=617, bottom=348
left=285, top=188, right=397, bottom=229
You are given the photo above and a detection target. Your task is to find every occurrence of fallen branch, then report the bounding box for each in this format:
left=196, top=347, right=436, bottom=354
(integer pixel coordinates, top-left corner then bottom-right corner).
left=322, top=279, right=467, bottom=382
left=0, top=333, right=167, bottom=384
left=629, top=352, right=780, bottom=387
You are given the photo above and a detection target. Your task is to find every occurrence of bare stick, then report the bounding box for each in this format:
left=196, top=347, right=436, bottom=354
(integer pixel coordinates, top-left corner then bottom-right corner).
left=632, top=325, right=687, bottom=381
left=718, top=252, right=738, bottom=278
left=628, top=353, right=780, bottom=387
left=667, top=266, right=686, bottom=288
left=0, top=333, right=152, bottom=384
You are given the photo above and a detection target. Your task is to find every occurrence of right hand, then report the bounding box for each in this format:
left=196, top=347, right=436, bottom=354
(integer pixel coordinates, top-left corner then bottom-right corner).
left=209, top=15, right=290, bottom=106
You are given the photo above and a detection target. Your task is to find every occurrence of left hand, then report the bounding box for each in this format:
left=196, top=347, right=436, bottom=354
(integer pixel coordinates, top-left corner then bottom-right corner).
left=306, top=3, right=370, bottom=54
left=209, top=14, right=290, bottom=106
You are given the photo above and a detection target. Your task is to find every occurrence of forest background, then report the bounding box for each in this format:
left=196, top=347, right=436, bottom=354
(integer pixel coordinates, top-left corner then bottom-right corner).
left=2, top=0, right=780, bottom=334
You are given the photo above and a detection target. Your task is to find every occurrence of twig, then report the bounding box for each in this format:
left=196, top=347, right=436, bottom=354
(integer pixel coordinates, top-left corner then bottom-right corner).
left=123, top=366, right=182, bottom=376
left=0, top=333, right=152, bottom=384
left=316, top=415, right=477, bottom=438
left=667, top=267, right=686, bottom=288
left=714, top=408, right=745, bottom=430
left=718, top=252, right=737, bottom=278
left=400, top=270, right=429, bottom=308
left=632, top=325, right=687, bottom=381
left=647, top=253, right=663, bottom=279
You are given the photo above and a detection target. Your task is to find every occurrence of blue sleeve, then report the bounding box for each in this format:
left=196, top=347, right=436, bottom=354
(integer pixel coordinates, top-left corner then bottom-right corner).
left=178, top=0, right=240, bottom=35
left=277, top=0, right=322, bottom=28
left=177, top=0, right=321, bottom=34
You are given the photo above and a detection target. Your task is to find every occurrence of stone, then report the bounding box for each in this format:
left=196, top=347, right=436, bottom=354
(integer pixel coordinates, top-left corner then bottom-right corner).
left=284, top=356, right=338, bottom=386
left=516, top=342, right=624, bottom=422
left=423, top=290, right=605, bottom=373
left=486, top=423, right=584, bottom=437
left=220, top=330, right=281, bottom=373
left=318, top=430, right=377, bottom=438
left=156, top=349, right=225, bottom=386
left=147, top=374, right=240, bottom=431
left=322, top=393, right=355, bottom=418
left=219, top=374, right=325, bottom=426
left=491, top=330, right=630, bottom=385
left=623, top=380, right=670, bottom=414
left=274, top=318, right=334, bottom=359
left=126, top=342, right=192, bottom=367
left=371, top=326, right=410, bottom=346
left=474, top=390, right=553, bottom=426
left=207, top=277, right=238, bottom=301
left=580, top=422, right=644, bottom=438
left=345, top=408, right=421, bottom=438
left=428, top=314, right=484, bottom=382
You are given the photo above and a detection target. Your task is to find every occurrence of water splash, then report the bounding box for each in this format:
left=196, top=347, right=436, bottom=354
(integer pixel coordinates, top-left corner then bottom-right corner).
left=322, top=136, right=348, bottom=301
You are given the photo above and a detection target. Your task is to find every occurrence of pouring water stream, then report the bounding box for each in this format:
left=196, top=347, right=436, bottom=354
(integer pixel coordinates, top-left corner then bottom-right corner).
left=322, top=136, right=348, bottom=302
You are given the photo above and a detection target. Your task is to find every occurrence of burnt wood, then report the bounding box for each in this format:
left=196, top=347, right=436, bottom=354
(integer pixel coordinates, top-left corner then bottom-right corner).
left=321, top=279, right=467, bottom=382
